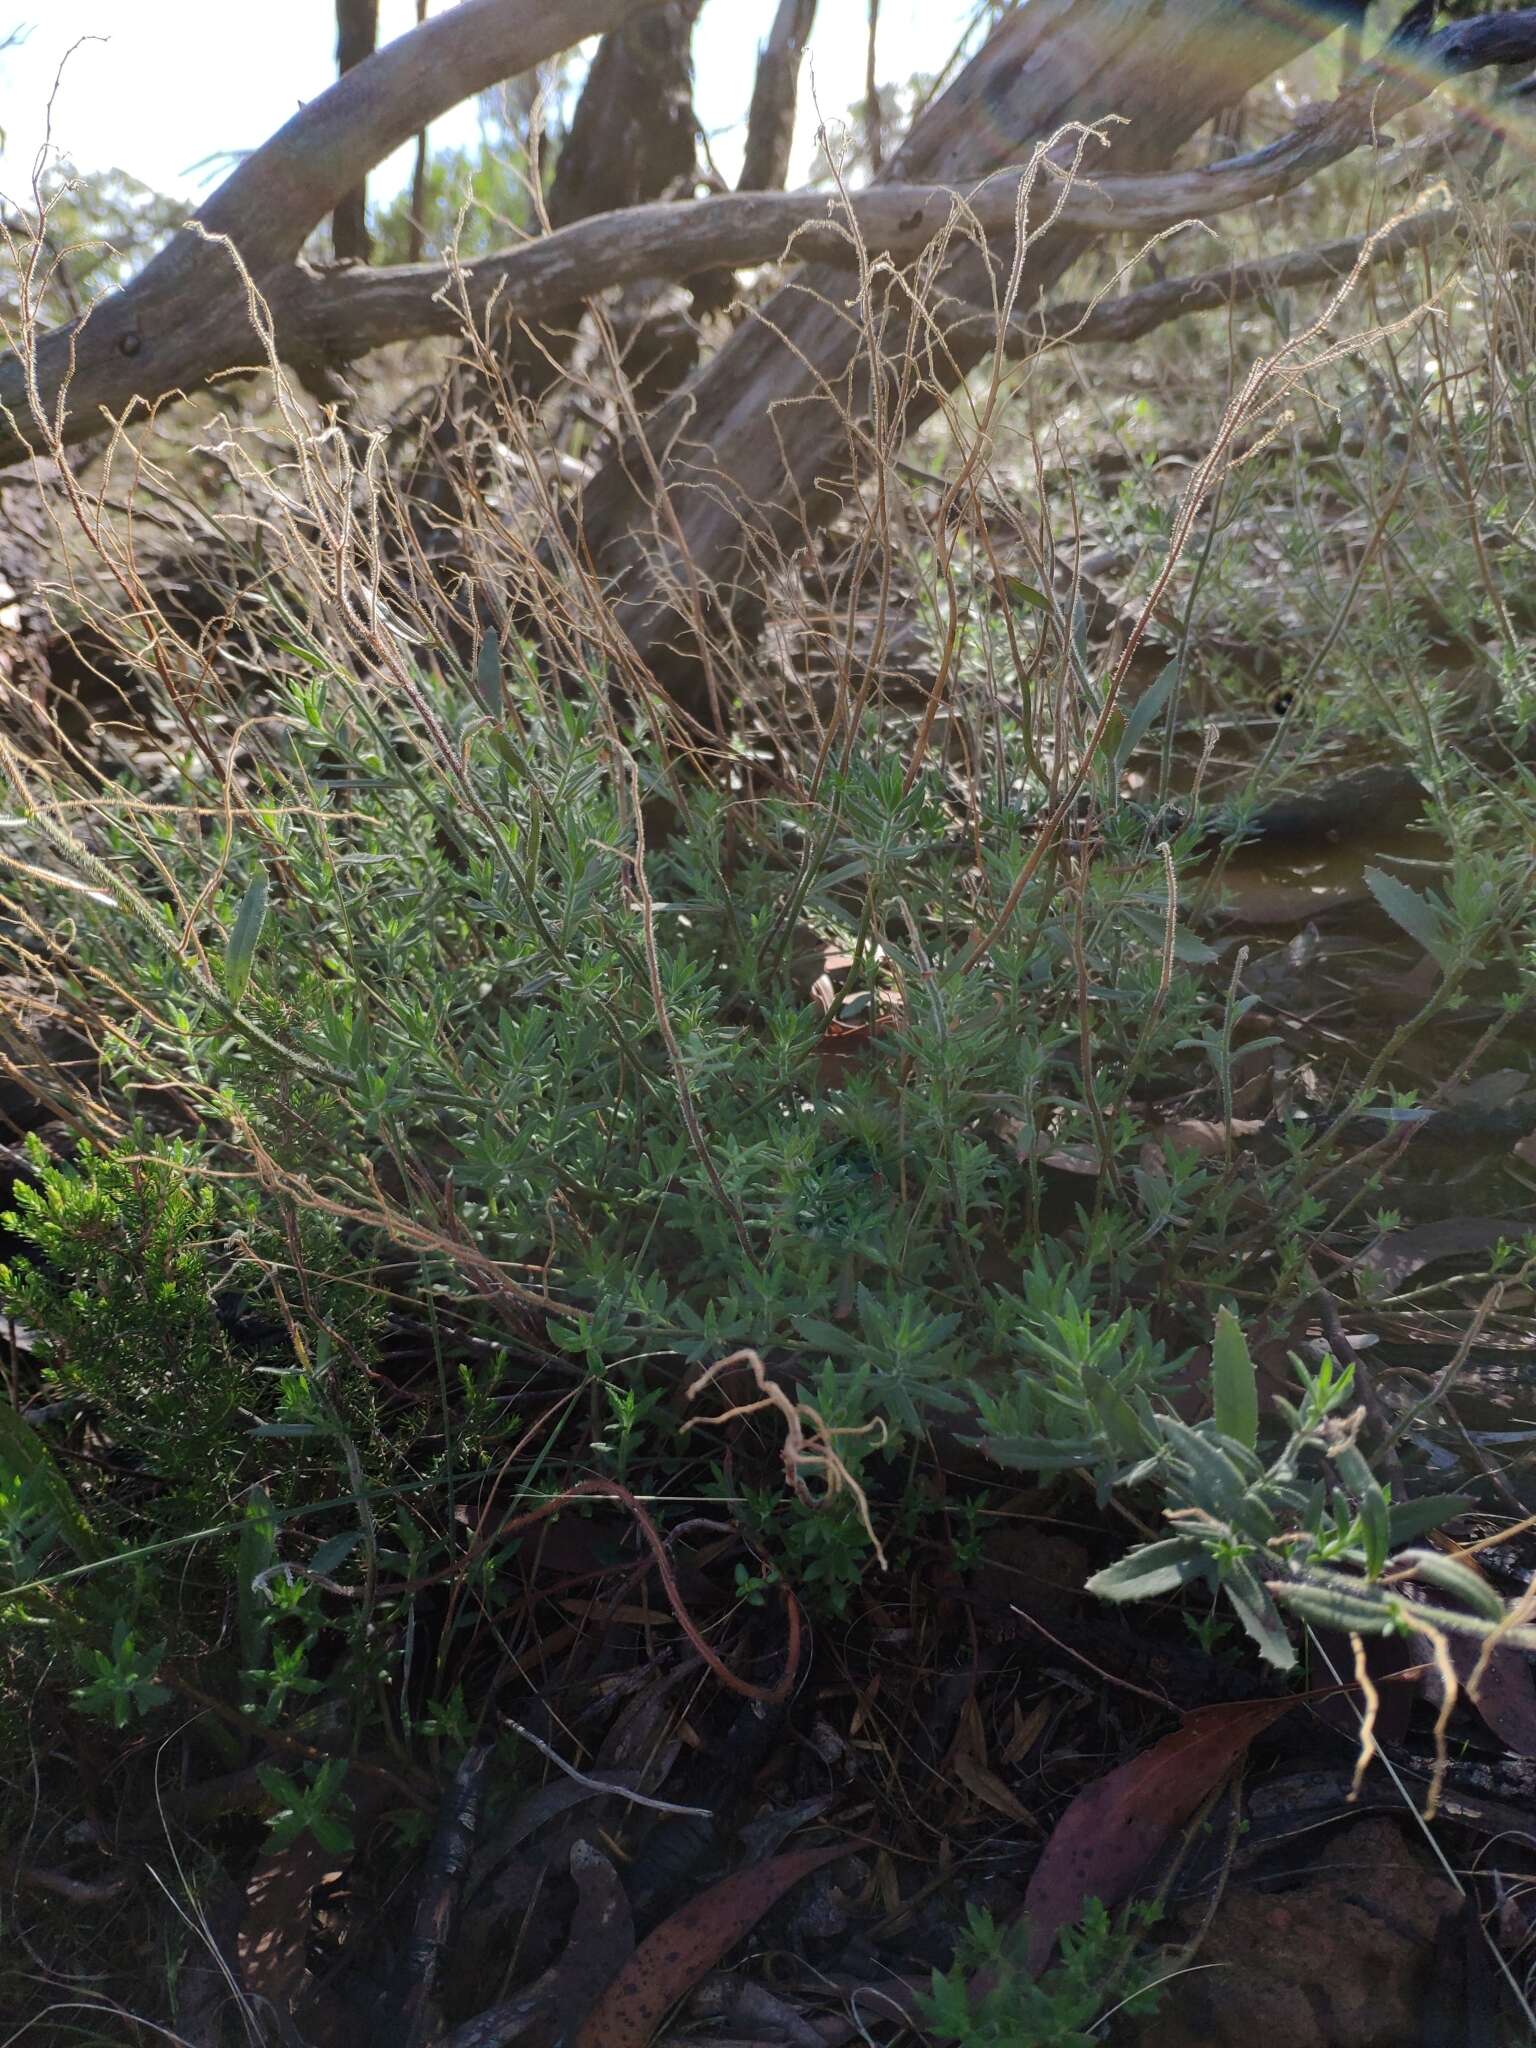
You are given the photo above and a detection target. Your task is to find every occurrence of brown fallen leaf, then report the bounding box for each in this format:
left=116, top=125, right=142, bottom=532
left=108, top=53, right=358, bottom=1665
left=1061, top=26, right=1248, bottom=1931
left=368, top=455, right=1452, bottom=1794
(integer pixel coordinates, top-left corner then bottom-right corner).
left=1021, top=1697, right=1292, bottom=1973
left=554, top=1839, right=636, bottom=2044
left=571, top=1842, right=847, bottom=2048
left=1205, top=869, right=1370, bottom=927
left=1038, top=1143, right=1104, bottom=1176
left=239, top=1834, right=345, bottom=2017
left=1449, top=1634, right=1536, bottom=1757
left=789, top=938, right=854, bottom=1006
left=1359, top=1215, right=1524, bottom=1294
left=952, top=1750, right=1037, bottom=1828
left=1002, top=1696, right=1054, bottom=1767
left=687, top=1971, right=828, bottom=2047
left=1151, top=1117, right=1267, bottom=1158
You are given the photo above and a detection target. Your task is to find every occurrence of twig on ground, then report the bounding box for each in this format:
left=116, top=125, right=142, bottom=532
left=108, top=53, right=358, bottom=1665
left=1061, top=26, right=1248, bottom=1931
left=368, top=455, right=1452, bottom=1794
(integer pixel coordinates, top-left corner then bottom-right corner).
left=502, top=1719, right=713, bottom=1819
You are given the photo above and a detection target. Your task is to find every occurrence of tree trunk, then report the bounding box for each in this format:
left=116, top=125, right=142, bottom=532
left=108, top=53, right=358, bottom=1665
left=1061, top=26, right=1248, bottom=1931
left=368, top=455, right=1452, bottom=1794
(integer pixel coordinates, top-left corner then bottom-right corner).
left=525, top=0, right=704, bottom=388
left=401, top=0, right=703, bottom=567
left=333, top=0, right=381, bottom=263
left=864, top=0, right=884, bottom=174
left=406, top=0, right=431, bottom=265
left=572, top=0, right=1348, bottom=711
left=547, top=0, right=702, bottom=230
left=738, top=0, right=819, bottom=194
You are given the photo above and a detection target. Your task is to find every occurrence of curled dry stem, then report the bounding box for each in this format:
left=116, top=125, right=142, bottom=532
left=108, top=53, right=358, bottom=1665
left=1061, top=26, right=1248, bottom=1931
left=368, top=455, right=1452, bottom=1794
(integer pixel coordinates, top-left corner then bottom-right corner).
left=685, top=1347, right=889, bottom=1570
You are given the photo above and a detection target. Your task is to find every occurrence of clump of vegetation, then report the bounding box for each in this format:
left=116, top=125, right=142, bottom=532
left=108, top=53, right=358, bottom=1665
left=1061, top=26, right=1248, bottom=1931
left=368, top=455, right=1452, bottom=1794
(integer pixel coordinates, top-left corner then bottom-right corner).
left=919, top=1901, right=1165, bottom=2048
left=0, top=1132, right=244, bottom=1487
left=3, top=1, right=1536, bottom=2039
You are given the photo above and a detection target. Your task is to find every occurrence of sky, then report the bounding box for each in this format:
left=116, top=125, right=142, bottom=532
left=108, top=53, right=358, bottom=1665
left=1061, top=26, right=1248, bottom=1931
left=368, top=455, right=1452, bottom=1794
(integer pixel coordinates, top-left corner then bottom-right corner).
left=0, top=0, right=974, bottom=211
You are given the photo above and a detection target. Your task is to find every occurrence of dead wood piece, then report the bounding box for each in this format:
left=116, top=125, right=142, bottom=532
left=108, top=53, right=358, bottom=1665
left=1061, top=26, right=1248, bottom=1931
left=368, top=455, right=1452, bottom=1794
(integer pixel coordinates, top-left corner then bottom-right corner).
left=0, top=1854, right=128, bottom=1904
left=392, top=1742, right=494, bottom=2048
left=440, top=1969, right=557, bottom=2048
left=994, top=207, right=1513, bottom=355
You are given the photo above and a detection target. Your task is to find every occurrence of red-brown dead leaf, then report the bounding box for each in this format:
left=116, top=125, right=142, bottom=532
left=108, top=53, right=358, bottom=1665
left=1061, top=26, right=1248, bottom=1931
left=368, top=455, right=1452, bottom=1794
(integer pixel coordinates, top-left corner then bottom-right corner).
left=1452, top=1635, right=1536, bottom=1756
left=571, top=1842, right=847, bottom=2048
left=1022, top=1697, right=1292, bottom=1972
left=816, top=1014, right=879, bottom=1087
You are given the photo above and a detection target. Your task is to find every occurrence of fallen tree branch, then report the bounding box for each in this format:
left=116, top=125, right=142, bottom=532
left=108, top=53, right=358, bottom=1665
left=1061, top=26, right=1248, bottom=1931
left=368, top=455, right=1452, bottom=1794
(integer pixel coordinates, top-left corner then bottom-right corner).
left=0, top=0, right=666, bottom=461
left=1002, top=205, right=1536, bottom=354
left=161, top=0, right=668, bottom=275
left=255, top=43, right=1536, bottom=366
left=2, top=6, right=1533, bottom=471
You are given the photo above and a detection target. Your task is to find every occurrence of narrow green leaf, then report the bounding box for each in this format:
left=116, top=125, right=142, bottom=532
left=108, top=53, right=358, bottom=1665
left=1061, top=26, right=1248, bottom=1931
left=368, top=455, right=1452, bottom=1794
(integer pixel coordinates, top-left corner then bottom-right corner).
left=1210, top=1306, right=1258, bottom=1451
left=1114, top=658, right=1180, bottom=779
left=474, top=628, right=504, bottom=717
left=1083, top=1368, right=1149, bottom=1457
left=977, top=1433, right=1105, bottom=1473
left=1087, top=1536, right=1210, bottom=1601
left=237, top=1486, right=277, bottom=1673
left=1359, top=1484, right=1390, bottom=1580
left=1364, top=867, right=1453, bottom=970
left=1385, top=1493, right=1475, bottom=1546
left=1003, top=576, right=1052, bottom=615
left=1272, top=1579, right=1399, bottom=1634
left=1397, top=1548, right=1505, bottom=1621
left=0, top=1403, right=103, bottom=1564
left=1170, top=926, right=1219, bottom=965
left=1222, top=1557, right=1296, bottom=1669
left=311, top=1529, right=364, bottom=1578
left=1330, top=1439, right=1377, bottom=1498
left=1158, top=1416, right=1255, bottom=1521
left=224, top=871, right=269, bottom=1006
